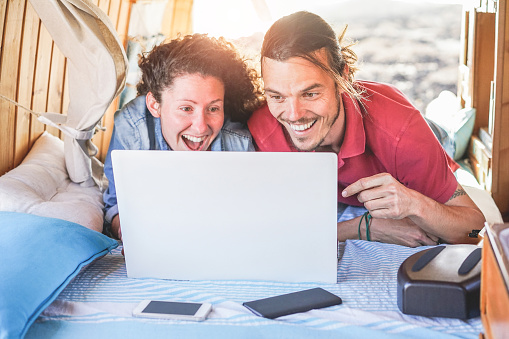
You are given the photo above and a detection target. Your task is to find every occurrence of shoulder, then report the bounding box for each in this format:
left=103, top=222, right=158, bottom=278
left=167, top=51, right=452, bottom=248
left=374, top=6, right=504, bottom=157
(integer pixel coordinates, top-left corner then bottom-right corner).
left=356, top=81, right=423, bottom=137
left=220, top=119, right=254, bottom=151
left=222, top=119, right=252, bottom=138
left=247, top=104, right=289, bottom=151
left=357, top=81, right=418, bottom=115
left=111, top=95, right=151, bottom=150
left=114, top=95, right=149, bottom=127
left=248, top=104, right=279, bottom=135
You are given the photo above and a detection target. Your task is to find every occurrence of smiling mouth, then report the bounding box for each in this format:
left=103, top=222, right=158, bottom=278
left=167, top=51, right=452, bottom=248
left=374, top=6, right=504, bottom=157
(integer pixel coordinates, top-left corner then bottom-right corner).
left=182, top=134, right=206, bottom=151
left=289, top=120, right=316, bottom=132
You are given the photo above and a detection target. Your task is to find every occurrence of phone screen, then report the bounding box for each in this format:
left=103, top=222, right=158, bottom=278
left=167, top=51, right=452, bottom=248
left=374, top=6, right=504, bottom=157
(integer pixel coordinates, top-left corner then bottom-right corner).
left=142, top=301, right=202, bottom=315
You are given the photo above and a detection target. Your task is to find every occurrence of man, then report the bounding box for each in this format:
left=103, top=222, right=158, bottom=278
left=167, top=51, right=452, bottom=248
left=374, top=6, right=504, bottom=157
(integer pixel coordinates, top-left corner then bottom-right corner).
left=247, top=11, right=485, bottom=247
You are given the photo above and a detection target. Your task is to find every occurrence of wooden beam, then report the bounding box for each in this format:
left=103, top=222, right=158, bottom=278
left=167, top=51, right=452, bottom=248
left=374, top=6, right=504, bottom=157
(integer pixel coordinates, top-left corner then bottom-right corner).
left=0, top=0, right=25, bottom=175
left=161, top=0, right=193, bottom=39
left=14, top=0, right=38, bottom=167
left=469, top=11, right=496, bottom=136
left=29, top=22, right=53, bottom=148
left=491, top=0, right=509, bottom=214
left=46, top=43, right=66, bottom=137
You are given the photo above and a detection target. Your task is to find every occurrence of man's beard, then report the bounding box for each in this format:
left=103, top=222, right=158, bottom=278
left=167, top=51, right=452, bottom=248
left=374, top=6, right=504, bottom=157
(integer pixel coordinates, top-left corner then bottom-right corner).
left=287, top=96, right=341, bottom=152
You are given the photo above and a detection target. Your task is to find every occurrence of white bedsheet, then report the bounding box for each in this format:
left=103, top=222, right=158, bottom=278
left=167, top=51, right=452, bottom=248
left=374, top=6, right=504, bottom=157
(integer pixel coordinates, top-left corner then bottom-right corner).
left=26, top=240, right=482, bottom=339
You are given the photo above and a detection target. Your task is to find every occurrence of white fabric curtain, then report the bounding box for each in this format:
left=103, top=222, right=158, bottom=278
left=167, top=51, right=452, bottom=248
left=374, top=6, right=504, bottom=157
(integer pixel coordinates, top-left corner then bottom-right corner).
left=29, top=0, right=127, bottom=188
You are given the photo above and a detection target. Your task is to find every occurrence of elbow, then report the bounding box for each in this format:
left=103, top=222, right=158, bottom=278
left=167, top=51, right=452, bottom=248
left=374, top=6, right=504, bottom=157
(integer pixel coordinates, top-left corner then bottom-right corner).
left=447, top=208, right=486, bottom=245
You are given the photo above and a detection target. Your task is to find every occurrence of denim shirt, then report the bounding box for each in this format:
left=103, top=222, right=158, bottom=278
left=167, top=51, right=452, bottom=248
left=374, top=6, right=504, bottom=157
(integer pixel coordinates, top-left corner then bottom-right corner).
left=103, top=95, right=254, bottom=223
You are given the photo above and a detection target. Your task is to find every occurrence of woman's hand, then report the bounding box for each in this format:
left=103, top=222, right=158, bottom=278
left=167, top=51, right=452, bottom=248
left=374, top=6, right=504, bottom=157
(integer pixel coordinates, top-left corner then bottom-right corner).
left=111, top=215, right=124, bottom=255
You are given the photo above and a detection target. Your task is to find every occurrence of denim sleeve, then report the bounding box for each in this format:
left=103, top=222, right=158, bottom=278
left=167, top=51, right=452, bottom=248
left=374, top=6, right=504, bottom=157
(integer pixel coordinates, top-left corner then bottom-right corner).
left=103, top=104, right=146, bottom=223
left=103, top=123, right=124, bottom=224
left=220, top=120, right=255, bottom=151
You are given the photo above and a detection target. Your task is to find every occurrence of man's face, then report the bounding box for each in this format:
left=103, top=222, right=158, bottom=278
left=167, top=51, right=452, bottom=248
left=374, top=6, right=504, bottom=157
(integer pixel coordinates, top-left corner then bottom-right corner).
left=147, top=74, right=225, bottom=151
left=262, top=51, right=344, bottom=152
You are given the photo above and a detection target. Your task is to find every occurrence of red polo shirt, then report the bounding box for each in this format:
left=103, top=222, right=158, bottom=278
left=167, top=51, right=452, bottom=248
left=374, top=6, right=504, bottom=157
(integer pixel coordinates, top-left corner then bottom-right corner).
left=247, top=81, right=459, bottom=206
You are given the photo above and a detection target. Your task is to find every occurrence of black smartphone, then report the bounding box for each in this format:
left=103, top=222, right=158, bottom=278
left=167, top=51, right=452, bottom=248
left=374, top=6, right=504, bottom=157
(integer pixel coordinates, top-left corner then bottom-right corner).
left=243, top=287, right=342, bottom=319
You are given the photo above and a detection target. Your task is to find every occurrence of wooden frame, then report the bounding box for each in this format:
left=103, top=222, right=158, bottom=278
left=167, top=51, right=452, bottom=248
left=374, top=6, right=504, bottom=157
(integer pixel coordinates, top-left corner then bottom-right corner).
left=491, top=0, right=509, bottom=215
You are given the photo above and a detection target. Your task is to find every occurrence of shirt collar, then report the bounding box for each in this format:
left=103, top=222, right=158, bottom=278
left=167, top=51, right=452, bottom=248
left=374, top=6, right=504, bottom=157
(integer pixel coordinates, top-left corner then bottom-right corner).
left=338, top=93, right=366, bottom=160
left=153, top=118, right=170, bottom=150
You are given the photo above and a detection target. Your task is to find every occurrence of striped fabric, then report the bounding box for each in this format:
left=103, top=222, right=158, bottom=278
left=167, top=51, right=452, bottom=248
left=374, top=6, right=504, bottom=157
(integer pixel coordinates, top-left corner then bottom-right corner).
left=25, top=240, right=481, bottom=339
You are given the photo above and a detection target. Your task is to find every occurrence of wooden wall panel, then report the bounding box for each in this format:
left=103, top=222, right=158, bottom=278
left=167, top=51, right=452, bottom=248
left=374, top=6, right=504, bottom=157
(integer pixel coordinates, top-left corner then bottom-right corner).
left=162, top=0, right=193, bottom=39
left=46, top=44, right=66, bottom=137
left=14, top=0, right=38, bottom=167
left=0, top=1, right=7, bottom=54
left=30, top=23, right=52, bottom=146
left=491, top=0, right=509, bottom=215
left=0, top=0, right=133, bottom=176
left=0, top=0, right=25, bottom=174
left=94, top=0, right=132, bottom=162
left=468, top=11, right=496, bottom=136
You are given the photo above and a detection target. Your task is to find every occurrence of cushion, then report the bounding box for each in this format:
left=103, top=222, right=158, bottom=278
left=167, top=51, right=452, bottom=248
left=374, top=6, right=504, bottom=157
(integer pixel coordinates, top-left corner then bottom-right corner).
left=0, top=132, right=104, bottom=231
left=0, top=211, right=118, bottom=339
left=425, top=91, right=476, bottom=160
left=454, top=160, right=503, bottom=225
left=450, top=107, right=476, bottom=160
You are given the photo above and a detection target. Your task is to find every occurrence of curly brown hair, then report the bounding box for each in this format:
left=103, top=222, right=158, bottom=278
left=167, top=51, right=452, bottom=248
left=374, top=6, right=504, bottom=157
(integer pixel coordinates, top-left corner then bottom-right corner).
left=261, top=11, right=363, bottom=101
left=137, top=34, right=264, bottom=124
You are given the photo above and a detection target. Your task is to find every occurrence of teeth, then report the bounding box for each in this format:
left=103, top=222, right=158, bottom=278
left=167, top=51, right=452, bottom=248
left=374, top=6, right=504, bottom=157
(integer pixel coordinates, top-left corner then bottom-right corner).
left=183, top=135, right=205, bottom=143
left=290, top=121, right=315, bottom=131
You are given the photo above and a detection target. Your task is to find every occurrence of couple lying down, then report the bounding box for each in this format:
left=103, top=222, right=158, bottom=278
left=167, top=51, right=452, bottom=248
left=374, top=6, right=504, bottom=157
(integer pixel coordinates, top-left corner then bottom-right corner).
left=103, top=11, right=485, bottom=249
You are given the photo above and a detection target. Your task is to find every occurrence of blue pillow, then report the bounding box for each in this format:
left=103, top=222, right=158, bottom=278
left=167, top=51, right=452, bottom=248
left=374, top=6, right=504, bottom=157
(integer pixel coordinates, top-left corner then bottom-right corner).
left=0, top=212, right=118, bottom=339
left=425, top=108, right=476, bottom=161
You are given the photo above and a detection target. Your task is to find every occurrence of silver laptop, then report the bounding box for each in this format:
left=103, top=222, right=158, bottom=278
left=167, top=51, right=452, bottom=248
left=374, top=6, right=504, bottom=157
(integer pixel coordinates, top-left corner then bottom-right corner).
left=112, top=150, right=338, bottom=283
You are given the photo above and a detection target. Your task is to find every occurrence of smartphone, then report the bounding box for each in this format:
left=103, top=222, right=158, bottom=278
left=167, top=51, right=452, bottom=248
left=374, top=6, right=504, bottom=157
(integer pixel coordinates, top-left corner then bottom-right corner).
left=132, top=300, right=212, bottom=321
left=243, top=287, right=342, bottom=319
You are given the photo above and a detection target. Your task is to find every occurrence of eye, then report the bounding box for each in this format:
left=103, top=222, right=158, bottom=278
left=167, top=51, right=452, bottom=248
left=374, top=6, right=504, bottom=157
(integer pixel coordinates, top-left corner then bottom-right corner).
left=209, top=106, right=222, bottom=113
left=179, top=106, right=193, bottom=112
left=268, top=95, right=284, bottom=103
left=303, top=92, right=318, bottom=99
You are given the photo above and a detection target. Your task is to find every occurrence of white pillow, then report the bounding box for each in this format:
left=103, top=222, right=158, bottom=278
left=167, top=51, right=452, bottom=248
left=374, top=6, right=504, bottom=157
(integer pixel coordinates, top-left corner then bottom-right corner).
left=0, top=132, right=104, bottom=232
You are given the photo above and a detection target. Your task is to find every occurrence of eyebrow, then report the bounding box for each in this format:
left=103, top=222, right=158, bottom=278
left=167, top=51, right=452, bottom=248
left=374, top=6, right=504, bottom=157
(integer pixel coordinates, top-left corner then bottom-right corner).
left=264, top=83, right=324, bottom=96
left=176, top=98, right=223, bottom=104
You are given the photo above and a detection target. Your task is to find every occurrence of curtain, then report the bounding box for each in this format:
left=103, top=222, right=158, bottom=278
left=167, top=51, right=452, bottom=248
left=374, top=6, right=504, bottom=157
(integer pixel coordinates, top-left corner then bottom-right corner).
left=29, top=0, right=127, bottom=188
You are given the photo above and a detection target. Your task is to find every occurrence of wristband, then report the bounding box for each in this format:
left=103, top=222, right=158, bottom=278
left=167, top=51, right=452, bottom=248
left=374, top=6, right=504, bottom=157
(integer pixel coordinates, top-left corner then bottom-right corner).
left=358, top=212, right=372, bottom=241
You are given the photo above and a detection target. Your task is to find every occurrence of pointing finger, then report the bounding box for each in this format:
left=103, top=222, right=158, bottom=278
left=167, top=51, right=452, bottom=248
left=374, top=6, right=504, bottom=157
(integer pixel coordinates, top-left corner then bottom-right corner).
left=342, top=173, right=391, bottom=198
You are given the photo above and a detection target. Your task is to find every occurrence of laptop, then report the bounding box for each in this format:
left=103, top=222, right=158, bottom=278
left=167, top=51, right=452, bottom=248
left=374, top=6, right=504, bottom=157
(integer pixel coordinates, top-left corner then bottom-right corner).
left=112, top=150, right=338, bottom=283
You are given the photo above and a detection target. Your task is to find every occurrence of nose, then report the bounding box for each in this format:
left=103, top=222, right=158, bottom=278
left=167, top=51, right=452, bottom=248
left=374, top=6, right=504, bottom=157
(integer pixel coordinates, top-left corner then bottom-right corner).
left=286, top=98, right=304, bottom=122
left=191, top=110, right=208, bottom=134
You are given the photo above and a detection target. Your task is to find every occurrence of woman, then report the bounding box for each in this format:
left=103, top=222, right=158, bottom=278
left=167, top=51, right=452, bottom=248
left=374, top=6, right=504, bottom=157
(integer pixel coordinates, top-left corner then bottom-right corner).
left=103, top=34, right=264, bottom=240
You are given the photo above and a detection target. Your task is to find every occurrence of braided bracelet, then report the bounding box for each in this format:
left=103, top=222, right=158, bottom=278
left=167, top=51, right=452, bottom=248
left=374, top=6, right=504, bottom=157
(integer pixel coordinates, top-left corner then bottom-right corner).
left=358, top=211, right=372, bottom=241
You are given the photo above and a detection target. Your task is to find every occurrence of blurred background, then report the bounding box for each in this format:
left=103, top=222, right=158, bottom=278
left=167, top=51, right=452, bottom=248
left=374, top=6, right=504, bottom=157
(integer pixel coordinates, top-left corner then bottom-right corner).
left=126, top=0, right=472, bottom=114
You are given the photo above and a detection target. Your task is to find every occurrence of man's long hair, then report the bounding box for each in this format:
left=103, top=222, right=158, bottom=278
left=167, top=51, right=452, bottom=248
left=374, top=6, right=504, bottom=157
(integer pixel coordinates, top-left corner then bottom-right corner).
left=261, top=11, right=362, bottom=100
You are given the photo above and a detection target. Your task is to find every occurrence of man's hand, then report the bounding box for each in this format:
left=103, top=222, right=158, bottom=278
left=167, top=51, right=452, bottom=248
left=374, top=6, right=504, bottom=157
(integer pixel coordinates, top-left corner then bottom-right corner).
left=342, top=173, right=417, bottom=219
left=369, top=218, right=439, bottom=247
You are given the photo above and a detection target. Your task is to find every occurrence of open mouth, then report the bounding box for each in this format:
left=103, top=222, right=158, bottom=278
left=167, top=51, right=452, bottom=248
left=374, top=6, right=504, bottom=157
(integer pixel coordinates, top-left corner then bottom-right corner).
left=182, top=134, right=206, bottom=151
left=289, top=120, right=316, bottom=132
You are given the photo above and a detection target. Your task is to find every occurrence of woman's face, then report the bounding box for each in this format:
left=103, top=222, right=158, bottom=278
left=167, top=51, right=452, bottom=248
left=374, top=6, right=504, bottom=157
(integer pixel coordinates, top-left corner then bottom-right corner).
left=146, top=74, right=225, bottom=151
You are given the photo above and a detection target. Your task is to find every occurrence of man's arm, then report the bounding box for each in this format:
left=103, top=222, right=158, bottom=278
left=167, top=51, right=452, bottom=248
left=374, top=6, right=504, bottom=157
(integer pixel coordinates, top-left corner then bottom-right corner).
left=341, top=173, right=485, bottom=245
left=337, top=215, right=439, bottom=247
